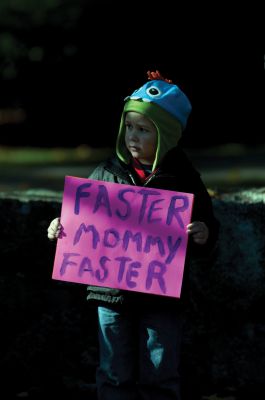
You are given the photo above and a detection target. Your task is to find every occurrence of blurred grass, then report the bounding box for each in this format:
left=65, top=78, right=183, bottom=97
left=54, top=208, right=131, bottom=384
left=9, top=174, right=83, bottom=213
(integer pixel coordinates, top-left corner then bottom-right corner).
left=0, top=144, right=265, bottom=191
left=1, top=143, right=265, bottom=165
left=0, top=145, right=113, bottom=165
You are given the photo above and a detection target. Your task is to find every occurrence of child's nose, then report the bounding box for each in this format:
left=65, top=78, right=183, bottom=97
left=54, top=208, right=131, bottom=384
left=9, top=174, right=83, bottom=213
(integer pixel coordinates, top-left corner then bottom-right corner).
left=129, top=130, right=139, bottom=141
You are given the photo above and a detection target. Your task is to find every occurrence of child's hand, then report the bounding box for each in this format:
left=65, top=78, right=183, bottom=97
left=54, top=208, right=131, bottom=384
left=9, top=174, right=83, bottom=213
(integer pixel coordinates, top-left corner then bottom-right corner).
left=186, top=221, right=209, bottom=245
left=47, top=217, right=61, bottom=240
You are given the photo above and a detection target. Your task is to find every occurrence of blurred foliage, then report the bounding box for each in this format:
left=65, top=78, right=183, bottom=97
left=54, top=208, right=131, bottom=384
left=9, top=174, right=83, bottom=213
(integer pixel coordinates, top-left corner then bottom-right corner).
left=0, top=0, right=94, bottom=28
left=0, top=0, right=89, bottom=79
left=0, top=1, right=263, bottom=148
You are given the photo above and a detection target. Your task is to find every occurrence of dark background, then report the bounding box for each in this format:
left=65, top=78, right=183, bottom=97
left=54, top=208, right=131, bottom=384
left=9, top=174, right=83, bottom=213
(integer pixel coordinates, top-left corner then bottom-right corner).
left=0, top=0, right=264, bottom=150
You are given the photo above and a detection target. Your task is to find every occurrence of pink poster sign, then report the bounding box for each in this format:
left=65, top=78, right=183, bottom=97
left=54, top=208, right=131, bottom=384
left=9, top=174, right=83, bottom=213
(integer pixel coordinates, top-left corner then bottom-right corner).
left=52, top=176, right=194, bottom=298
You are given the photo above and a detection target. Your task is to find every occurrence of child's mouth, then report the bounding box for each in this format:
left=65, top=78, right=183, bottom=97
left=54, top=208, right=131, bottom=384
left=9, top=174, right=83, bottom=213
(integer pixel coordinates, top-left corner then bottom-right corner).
left=129, top=146, right=140, bottom=151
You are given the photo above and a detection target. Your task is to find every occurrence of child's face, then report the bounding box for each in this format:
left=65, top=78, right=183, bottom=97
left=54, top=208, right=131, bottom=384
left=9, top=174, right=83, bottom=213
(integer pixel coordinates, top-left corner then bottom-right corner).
left=125, top=112, right=157, bottom=165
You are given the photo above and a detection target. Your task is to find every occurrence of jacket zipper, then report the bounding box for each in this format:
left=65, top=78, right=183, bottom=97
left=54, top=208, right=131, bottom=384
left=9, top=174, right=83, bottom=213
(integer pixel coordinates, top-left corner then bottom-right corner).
left=128, top=172, right=138, bottom=186
left=109, top=166, right=171, bottom=187
left=128, top=170, right=163, bottom=187
left=143, top=172, right=159, bottom=186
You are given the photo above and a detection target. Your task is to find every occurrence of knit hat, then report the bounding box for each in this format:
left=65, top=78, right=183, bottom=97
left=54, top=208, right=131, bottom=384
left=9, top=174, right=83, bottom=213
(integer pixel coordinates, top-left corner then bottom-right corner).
left=116, top=71, right=192, bottom=171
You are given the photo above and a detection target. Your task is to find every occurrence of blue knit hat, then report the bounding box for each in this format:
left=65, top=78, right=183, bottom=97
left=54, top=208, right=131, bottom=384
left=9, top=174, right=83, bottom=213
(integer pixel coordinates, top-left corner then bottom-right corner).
left=126, top=73, right=192, bottom=129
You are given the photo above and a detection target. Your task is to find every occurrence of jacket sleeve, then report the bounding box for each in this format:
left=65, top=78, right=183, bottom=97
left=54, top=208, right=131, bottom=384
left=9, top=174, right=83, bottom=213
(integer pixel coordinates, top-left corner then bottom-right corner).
left=190, top=172, right=219, bottom=258
left=88, top=162, right=106, bottom=180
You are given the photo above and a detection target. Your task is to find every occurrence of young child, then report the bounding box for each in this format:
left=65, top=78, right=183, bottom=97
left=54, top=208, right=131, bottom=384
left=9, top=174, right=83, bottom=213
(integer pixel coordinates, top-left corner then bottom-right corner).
left=48, top=70, right=219, bottom=400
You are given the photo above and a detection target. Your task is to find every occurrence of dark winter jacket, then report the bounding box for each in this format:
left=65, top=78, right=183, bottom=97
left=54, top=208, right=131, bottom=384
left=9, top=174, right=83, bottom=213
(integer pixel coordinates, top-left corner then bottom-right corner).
left=86, top=146, right=219, bottom=309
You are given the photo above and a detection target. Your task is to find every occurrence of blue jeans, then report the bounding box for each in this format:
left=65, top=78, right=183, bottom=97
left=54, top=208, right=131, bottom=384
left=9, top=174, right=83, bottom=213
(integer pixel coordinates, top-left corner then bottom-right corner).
left=97, top=305, right=184, bottom=400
